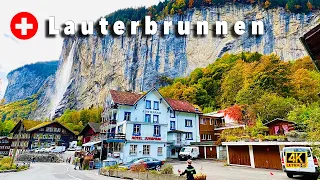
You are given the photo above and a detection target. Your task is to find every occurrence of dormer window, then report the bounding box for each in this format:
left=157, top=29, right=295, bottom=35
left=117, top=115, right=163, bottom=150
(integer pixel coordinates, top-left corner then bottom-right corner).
left=146, top=100, right=151, bottom=109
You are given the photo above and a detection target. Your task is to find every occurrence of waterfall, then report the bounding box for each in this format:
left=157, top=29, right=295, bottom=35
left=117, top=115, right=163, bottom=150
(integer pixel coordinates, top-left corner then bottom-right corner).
left=49, top=42, right=76, bottom=119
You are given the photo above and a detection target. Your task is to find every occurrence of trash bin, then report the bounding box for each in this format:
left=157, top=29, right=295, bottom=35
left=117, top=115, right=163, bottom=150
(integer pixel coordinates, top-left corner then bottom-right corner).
left=89, top=161, right=94, bottom=170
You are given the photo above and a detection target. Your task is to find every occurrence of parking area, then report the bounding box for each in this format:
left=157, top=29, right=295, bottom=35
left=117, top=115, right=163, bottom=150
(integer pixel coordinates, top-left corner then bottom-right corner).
left=169, top=160, right=290, bottom=180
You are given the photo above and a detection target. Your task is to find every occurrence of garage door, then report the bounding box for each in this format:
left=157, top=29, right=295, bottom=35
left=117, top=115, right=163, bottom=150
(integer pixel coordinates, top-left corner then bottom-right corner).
left=253, top=146, right=282, bottom=170
left=228, top=146, right=250, bottom=166
left=206, top=146, right=217, bottom=158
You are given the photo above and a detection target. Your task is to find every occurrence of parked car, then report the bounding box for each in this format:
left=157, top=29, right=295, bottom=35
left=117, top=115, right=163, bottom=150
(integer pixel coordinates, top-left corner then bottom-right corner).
left=120, top=157, right=164, bottom=171
left=51, top=146, right=66, bottom=153
left=179, top=146, right=200, bottom=160
left=282, top=147, right=319, bottom=180
left=44, top=146, right=55, bottom=153
left=67, top=147, right=76, bottom=151
left=35, top=148, right=46, bottom=153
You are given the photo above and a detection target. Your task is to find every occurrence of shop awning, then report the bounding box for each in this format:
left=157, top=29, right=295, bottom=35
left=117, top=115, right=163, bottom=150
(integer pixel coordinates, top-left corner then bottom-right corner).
left=82, top=141, right=101, bottom=147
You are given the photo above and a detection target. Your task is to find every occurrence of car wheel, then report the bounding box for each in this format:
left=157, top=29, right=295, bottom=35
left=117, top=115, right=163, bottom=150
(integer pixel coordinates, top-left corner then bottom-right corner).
left=308, top=174, right=319, bottom=180
left=156, top=165, right=161, bottom=171
left=286, top=173, right=294, bottom=178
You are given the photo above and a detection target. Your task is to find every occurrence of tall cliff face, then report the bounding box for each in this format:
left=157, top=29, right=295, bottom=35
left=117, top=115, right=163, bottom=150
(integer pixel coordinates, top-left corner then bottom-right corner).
left=4, top=61, right=58, bottom=103
left=31, top=5, right=320, bottom=119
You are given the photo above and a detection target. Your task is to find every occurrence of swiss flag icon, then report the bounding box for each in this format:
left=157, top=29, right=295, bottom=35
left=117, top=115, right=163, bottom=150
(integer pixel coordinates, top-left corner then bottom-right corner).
left=10, top=12, right=38, bottom=40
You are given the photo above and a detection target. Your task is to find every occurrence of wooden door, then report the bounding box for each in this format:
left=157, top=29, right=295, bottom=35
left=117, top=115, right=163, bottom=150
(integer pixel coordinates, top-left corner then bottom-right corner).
left=199, top=146, right=205, bottom=158
left=253, top=146, right=282, bottom=170
left=228, top=146, right=250, bottom=166
left=206, top=146, right=217, bottom=158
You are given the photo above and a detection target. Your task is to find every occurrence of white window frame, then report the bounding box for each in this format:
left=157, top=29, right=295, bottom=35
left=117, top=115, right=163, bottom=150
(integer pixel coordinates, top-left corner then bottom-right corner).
left=200, top=118, right=204, bottom=124
left=130, top=145, right=137, bottom=155
left=201, top=134, right=206, bottom=140
left=210, top=119, right=213, bottom=125
left=143, top=145, right=150, bottom=155
left=157, top=147, right=163, bottom=156
left=186, top=132, right=193, bottom=140
left=207, top=134, right=212, bottom=140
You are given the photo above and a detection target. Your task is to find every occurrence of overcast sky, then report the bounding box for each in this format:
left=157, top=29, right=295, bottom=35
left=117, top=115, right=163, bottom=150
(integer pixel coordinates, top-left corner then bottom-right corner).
left=0, top=0, right=159, bottom=97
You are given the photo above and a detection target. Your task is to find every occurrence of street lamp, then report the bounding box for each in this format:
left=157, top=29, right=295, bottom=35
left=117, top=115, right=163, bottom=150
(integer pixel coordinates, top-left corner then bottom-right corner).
left=300, top=24, right=320, bottom=71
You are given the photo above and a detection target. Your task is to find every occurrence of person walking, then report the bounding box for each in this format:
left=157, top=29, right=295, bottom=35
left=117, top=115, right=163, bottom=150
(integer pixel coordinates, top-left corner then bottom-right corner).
left=79, top=155, right=84, bottom=170
left=180, top=159, right=196, bottom=180
left=74, top=156, right=79, bottom=170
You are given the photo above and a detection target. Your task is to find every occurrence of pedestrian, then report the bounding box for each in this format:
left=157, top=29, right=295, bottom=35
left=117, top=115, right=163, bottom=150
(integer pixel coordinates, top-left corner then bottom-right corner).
left=32, top=157, right=35, bottom=163
left=79, top=155, right=84, bottom=170
left=69, top=157, right=71, bottom=163
left=179, top=159, right=196, bottom=180
left=74, top=156, right=79, bottom=170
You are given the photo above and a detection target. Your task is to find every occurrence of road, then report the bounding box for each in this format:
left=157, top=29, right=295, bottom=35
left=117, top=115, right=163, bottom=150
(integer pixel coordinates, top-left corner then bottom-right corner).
left=0, top=163, right=117, bottom=180
left=171, top=160, right=292, bottom=180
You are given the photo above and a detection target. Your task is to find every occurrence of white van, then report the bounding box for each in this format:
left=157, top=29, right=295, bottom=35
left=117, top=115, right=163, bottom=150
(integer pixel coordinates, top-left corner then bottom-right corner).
left=179, top=146, right=199, bottom=160
left=282, top=147, right=319, bottom=179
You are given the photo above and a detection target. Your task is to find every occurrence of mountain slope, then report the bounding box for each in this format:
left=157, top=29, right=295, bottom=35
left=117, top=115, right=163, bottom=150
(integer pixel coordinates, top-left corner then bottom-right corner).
left=4, top=61, right=58, bottom=103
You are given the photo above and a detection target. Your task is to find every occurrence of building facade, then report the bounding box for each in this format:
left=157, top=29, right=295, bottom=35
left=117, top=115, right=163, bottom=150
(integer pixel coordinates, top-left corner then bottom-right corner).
left=102, top=88, right=200, bottom=163
left=0, top=137, right=11, bottom=156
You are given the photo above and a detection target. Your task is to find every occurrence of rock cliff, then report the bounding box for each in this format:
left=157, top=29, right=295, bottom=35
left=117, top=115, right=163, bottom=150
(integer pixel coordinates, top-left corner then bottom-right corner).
left=4, top=61, right=58, bottom=103
left=29, top=5, right=319, bottom=119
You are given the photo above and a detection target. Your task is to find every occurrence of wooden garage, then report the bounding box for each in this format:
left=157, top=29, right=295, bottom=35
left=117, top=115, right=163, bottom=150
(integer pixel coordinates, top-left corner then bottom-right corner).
left=228, top=145, right=250, bottom=166
left=253, top=146, right=282, bottom=170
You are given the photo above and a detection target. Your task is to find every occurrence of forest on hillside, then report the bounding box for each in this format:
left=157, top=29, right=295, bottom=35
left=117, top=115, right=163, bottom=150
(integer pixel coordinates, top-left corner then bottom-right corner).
left=105, top=0, right=320, bottom=25
left=159, top=52, right=320, bottom=131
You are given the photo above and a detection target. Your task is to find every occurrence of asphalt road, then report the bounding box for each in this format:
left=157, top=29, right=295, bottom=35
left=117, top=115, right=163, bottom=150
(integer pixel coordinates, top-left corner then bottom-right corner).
left=0, top=163, right=117, bottom=180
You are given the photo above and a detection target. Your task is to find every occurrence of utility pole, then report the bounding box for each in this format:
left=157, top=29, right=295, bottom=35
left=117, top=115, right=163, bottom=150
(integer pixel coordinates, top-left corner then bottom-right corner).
left=10, top=121, right=23, bottom=167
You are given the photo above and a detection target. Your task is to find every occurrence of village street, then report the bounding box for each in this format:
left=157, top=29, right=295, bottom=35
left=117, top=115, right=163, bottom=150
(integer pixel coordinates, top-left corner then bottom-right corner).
left=0, top=159, right=292, bottom=180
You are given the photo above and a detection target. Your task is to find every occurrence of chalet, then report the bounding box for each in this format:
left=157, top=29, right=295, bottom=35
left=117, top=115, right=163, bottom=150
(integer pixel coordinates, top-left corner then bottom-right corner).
left=0, top=137, right=11, bottom=156
left=27, top=121, right=77, bottom=149
left=264, top=118, right=295, bottom=135
left=9, top=120, right=77, bottom=154
left=101, top=88, right=200, bottom=163
left=79, top=122, right=101, bottom=144
left=191, top=115, right=217, bottom=159
left=10, top=120, right=42, bottom=152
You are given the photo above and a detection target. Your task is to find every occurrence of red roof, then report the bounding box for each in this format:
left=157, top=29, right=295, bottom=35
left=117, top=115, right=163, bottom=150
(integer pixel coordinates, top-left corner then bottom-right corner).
left=109, top=90, right=143, bottom=105
left=165, top=98, right=197, bottom=113
left=109, top=90, right=197, bottom=113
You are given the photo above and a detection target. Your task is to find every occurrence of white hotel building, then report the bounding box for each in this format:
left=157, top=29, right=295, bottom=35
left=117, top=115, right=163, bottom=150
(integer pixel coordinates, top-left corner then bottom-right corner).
left=102, top=88, right=200, bottom=163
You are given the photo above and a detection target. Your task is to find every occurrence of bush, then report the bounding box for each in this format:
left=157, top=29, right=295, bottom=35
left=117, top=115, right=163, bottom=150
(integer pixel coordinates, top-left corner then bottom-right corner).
left=130, top=163, right=147, bottom=172
left=160, top=164, right=173, bottom=174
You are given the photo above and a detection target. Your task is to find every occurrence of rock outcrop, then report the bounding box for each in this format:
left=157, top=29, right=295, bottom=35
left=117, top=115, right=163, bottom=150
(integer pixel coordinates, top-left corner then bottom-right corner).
left=4, top=61, right=58, bottom=103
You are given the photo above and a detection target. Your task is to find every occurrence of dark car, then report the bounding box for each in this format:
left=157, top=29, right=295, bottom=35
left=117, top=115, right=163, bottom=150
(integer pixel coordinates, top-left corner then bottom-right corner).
left=121, top=157, right=164, bottom=171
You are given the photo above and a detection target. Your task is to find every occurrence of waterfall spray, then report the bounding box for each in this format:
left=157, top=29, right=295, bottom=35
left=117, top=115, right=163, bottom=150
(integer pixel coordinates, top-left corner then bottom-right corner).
left=50, top=42, right=76, bottom=119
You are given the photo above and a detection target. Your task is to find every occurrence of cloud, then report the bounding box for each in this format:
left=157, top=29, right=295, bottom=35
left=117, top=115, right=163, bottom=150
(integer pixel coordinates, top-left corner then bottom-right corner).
left=4, top=33, right=19, bottom=44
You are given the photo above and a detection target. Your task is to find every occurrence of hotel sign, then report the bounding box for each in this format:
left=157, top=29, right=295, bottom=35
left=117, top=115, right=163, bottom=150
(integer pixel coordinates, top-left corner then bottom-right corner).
left=132, top=136, right=161, bottom=141
left=144, top=110, right=161, bottom=114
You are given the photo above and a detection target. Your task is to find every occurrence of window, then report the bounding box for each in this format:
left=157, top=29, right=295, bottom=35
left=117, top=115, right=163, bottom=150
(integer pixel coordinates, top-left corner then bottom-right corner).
left=154, top=101, right=159, bottom=110
left=214, top=119, right=217, bottom=126
left=170, top=121, right=176, bottom=130
left=207, top=134, right=212, bottom=140
left=201, top=134, right=206, bottom=140
left=200, top=118, right=205, bottom=124
left=133, top=124, right=141, bottom=136
left=130, top=145, right=137, bottom=155
left=146, top=100, right=151, bottom=109
left=157, top=147, right=163, bottom=156
left=185, top=119, right=192, bottom=127
left=170, top=109, right=175, bottom=118
left=154, top=125, right=161, bottom=137
left=124, top=112, right=131, bottom=121
left=143, top=145, right=150, bottom=155
left=210, top=119, right=213, bottom=125
left=39, top=128, right=44, bottom=132
left=186, top=132, right=193, bottom=140
left=153, top=115, right=159, bottom=123
left=118, top=125, right=123, bottom=134
left=145, top=114, right=151, bottom=123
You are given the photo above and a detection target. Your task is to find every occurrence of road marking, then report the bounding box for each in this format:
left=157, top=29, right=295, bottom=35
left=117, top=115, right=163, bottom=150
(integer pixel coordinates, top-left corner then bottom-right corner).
left=67, top=174, right=82, bottom=180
